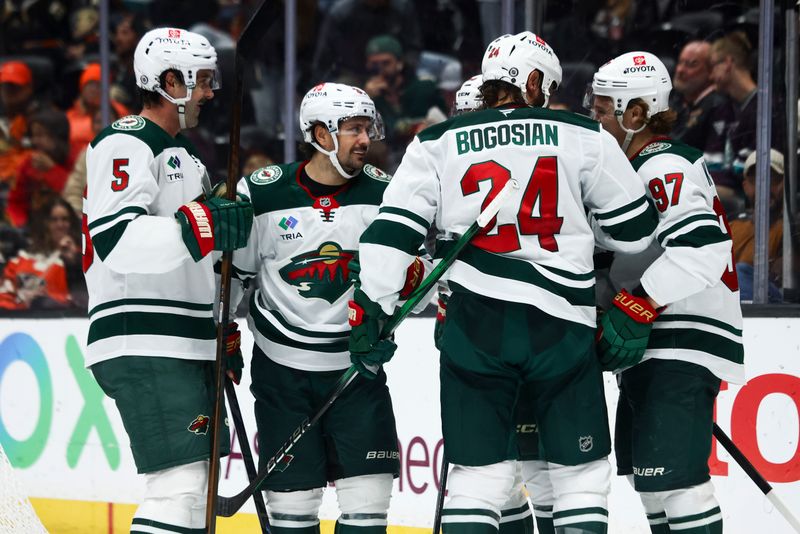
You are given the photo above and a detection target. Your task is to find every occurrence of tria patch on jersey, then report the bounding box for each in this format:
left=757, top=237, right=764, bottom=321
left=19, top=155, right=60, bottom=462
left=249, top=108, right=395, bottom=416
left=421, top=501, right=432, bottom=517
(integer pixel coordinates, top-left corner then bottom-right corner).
left=363, top=164, right=391, bottom=182
left=250, top=165, right=283, bottom=185
left=639, top=142, right=671, bottom=157
left=112, top=115, right=146, bottom=131
left=278, top=242, right=356, bottom=303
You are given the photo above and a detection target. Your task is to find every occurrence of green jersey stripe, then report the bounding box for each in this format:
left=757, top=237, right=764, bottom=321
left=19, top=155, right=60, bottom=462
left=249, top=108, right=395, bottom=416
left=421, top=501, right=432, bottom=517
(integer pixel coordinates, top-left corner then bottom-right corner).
left=649, top=328, right=744, bottom=363
left=88, top=312, right=215, bottom=344
left=501, top=505, right=533, bottom=517
left=669, top=507, right=722, bottom=525
left=360, top=220, right=425, bottom=256
left=599, top=205, right=659, bottom=242
left=553, top=507, right=609, bottom=519
left=251, top=306, right=349, bottom=353
left=379, top=206, right=431, bottom=230
left=251, top=295, right=350, bottom=340
left=666, top=225, right=729, bottom=248
left=89, top=298, right=213, bottom=317
left=439, top=243, right=595, bottom=306
left=657, top=314, right=742, bottom=336
left=658, top=214, right=719, bottom=245
left=92, top=220, right=132, bottom=261
left=88, top=206, right=147, bottom=231
left=441, top=509, right=501, bottom=520
left=594, top=195, right=648, bottom=221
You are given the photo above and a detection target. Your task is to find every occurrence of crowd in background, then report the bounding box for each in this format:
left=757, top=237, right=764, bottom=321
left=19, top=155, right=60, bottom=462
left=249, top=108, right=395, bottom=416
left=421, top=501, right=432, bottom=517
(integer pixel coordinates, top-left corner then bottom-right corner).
left=0, top=0, right=797, bottom=312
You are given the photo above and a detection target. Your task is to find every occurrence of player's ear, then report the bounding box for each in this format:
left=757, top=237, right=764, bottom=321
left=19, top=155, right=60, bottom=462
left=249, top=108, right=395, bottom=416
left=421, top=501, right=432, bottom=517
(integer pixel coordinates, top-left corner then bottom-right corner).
left=314, top=124, right=334, bottom=151
left=526, top=70, right=543, bottom=106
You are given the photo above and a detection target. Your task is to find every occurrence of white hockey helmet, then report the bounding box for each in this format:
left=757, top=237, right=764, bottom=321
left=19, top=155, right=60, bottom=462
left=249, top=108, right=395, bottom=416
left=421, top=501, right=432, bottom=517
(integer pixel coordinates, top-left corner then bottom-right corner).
left=481, top=32, right=562, bottom=107
left=134, top=27, right=219, bottom=128
left=587, top=51, right=672, bottom=149
left=454, top=75, right=483, bottom=114
left=299, top=82, right=384, bottom=179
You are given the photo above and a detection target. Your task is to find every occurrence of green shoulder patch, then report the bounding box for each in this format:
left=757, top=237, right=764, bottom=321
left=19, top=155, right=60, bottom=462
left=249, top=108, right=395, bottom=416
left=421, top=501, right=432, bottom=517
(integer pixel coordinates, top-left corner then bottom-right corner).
left=362, top=164, right=391, bottom=182
left=249, top=165, right=283, bottom=185
left=112, top=115, right=146, bottom=131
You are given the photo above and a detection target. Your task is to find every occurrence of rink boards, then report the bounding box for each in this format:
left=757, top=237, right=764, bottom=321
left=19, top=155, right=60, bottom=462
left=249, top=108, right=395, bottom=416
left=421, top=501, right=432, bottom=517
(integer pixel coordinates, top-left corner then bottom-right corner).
left=0, top=316, right=798, bottom=534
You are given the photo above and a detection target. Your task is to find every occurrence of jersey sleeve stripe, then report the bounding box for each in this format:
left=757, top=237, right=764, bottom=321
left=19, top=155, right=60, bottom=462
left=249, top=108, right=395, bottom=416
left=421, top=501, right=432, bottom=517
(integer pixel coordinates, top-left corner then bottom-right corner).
left=88, top=311, right=215, bottom=345
left=649, top=328, right=744, bottom=364
left=379, top=206, right=431, bottom=231
left=664, top=225, right=729, bottom=248
left=360, top=220, right=426, bottom=256
left=375, top=212, right=429, bottom=237
left=92, top=220, right=135, bottom=261
left=598, top=207, right=659, bottom=242
left=87, top=206, right=147, bottom=231
left=657, top=213, right=720, bottom=245
left=593, top=195, right=648, bottom=221
left=89, top=297, right=213, bottom=317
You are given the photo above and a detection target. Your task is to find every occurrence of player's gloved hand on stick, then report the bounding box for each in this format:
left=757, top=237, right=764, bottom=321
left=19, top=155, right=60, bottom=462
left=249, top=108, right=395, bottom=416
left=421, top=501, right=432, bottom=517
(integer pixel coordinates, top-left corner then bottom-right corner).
left=175, top=195, right=254, bottom=261
left=224, top=322, right=244, bottom=385
left=348, top=288, right=396, bottom=379
left=434, top=293, right=448, bottom=351
left=596, top=288, right=661, bottom=371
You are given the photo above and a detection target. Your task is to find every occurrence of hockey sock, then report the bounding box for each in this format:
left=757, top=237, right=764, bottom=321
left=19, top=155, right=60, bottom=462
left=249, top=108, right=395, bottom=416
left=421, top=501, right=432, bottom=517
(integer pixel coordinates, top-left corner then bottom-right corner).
left=658, top=481, right=723, bottom=534
left=266, top=488, right=323, bottom=534
left=637, top=486, right=669, bottom=534
left=498, top=503, right=534, bottom=534
left=131, top=518, right=204, bottom=534
left=532, top=504, right=555, bottom=534
left=549, top=460, right=610, bottom=533
left=269, top=523, right=320, bottom=534
left=335, top=519, right=386, bottom=534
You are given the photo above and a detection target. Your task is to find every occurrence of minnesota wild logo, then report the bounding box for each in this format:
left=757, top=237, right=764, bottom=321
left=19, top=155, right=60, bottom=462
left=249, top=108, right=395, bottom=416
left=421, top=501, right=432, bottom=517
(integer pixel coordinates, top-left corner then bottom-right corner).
left=279, top=242, right=356, bottom=303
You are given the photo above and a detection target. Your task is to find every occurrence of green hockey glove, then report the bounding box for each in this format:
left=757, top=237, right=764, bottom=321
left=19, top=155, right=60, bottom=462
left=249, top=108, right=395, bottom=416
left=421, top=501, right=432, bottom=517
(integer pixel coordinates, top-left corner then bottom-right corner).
left=224, top=322, right=244, bottom=385
left=597, top=289, right=660, bottom=371
left=175, top=196, right=253, bottom=261
left=434, top=293, right=448, bottom=351
left=348, top=288, right=396, bottom=379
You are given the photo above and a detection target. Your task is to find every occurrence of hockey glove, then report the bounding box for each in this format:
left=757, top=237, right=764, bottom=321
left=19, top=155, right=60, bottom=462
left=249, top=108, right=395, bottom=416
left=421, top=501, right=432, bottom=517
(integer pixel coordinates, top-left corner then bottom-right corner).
left=348, top=288, right=396, bottom=379
left=399, top=257, right=425, bottom=299
left=433, top=293, right=448, bottom=351
left=224, top=322, right=244, bottom=385
left=175, top=196, right=254, bottom=261
left=596, top=289, right=660, bottom=371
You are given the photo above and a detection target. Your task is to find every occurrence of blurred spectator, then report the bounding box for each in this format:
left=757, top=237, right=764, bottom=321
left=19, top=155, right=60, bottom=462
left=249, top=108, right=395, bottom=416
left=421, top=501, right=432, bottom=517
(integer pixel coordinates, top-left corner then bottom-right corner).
left=67, top=63, right=130, bottom=154
left=0, top=197, right=85, bottom=310
left=707, top=31, right=785, bottom=213
left=111, top=13, right=149, bottom=110
left=0, top=0, right=69, bottom=58
left=363, top=35, right=446, bottom=164
left=311, top=0, right=422, bottom=83
left=729, top=149, right=785, bottom=302
left=63, top=111, right=104, bottom=216
left=670, top=40, right=728, bottom=152
left=6, top=109, right=75, bottom=228
left=0, top=61, right=35, bottom=184
left=64, top=6, right=100, bottom=64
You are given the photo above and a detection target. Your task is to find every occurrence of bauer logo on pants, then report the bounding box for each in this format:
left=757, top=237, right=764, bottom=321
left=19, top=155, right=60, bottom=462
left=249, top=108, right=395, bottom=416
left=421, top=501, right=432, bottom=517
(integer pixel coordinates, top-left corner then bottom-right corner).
left=579, top=435, right=593, bottom=452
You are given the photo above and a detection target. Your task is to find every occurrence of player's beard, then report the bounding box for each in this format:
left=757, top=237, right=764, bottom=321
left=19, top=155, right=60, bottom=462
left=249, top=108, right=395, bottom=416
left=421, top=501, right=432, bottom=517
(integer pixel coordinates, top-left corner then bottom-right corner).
left=339, top=144, right=368, bottom=174
left=183, top=99, right=204, bottom=129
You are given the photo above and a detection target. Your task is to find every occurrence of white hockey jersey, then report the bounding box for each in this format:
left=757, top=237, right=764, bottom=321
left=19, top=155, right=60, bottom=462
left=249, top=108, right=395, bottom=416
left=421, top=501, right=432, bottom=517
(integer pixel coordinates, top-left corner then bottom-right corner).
left=605, top=138, right=745, bottom=383
left=233, top=161, right=390, bottom=371
left=358, top=105, right=659, bottom=327
left=83, top=115, right=216, bottom=367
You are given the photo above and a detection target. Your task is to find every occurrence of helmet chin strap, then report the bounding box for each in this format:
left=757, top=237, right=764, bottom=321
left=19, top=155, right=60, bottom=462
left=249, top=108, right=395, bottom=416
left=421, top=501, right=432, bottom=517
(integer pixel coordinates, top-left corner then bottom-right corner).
left=156, top=87, right=194, bottom=130
left=616, top=114, right=647, bottom=152
left=311, top=133, right=359, bottom=179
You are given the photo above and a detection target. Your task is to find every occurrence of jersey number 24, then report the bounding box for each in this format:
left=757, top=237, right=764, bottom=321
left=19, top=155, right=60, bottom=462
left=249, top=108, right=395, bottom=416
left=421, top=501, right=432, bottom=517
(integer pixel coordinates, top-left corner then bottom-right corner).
left=461, top=157, right=564, bottom=253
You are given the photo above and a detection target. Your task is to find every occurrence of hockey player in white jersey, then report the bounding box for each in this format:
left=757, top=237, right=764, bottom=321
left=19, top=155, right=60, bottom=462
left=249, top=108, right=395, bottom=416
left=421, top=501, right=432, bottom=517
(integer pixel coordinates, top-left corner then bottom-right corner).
left=586, top=52, right=744, bottom=533
left=349, top=32, right=659, bottom=534
left=83, top=28, right=253, bottom=533
left=232, top=83, right=402, bottom=534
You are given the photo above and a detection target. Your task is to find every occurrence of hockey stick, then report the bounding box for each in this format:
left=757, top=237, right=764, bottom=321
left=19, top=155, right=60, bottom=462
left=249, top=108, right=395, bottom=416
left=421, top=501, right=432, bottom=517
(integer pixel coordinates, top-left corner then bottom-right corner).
left=225, top=380, right=271, bottom=532
left=712, top=423, right=800, bottom=533
left=432, top=455, right=449, bottom=534
left=206, top=1, right=278, bottom=532
left=216, top=179, right=521, bottom=517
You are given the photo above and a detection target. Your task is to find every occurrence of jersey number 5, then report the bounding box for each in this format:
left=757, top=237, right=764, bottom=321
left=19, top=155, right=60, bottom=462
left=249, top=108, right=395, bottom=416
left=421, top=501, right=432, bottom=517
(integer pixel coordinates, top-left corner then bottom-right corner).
left=460, top=157, right=563, bottom=253
left=112, top=158, right=130, bottom=191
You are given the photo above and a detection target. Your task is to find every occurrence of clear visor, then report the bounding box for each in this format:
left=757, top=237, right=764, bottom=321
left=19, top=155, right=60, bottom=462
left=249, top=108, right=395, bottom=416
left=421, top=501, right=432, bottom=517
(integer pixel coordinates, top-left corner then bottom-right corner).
left=337, top=112, right=385, bottom=141
left=582, top=84, right=595, bottom=113
left=582, top=85, right=616, bottom=120
left=189, top=68, right=221, bottom=91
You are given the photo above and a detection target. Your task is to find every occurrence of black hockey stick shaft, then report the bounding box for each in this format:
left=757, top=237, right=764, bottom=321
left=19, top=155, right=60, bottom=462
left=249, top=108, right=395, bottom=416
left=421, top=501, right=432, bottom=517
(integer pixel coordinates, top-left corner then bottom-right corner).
left=215, top=179, right=521, bottom=517
left=713, top=423, right=800, bottom=532
left=206, top=1, right=276, bottom=531
left=432, top=456, right=449, bottom=534
left=225, top=380, right=270, bottom=532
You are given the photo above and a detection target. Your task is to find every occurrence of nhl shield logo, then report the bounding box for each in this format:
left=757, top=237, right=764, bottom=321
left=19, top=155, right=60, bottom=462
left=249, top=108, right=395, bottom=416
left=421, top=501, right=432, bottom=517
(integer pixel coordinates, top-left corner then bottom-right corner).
left=579, top=435, right=593, bottom=452
left=188, top=415, right=210, bottom=435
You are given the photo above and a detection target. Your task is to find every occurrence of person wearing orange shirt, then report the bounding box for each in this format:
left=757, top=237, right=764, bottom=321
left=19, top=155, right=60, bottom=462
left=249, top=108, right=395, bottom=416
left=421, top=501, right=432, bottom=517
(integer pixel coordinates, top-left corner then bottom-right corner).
left=0, top=61, right=35, bottom=183
left=66, top=63, right=129, bottom=154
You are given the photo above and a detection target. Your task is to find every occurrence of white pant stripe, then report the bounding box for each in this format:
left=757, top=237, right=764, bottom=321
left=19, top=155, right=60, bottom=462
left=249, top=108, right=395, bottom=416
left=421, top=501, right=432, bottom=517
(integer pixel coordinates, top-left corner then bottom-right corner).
left=499, top=509, right=533, bottom=524
left=338, top=518, right=388, bottom=527
left=269, top=518, right=320, bottom=528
